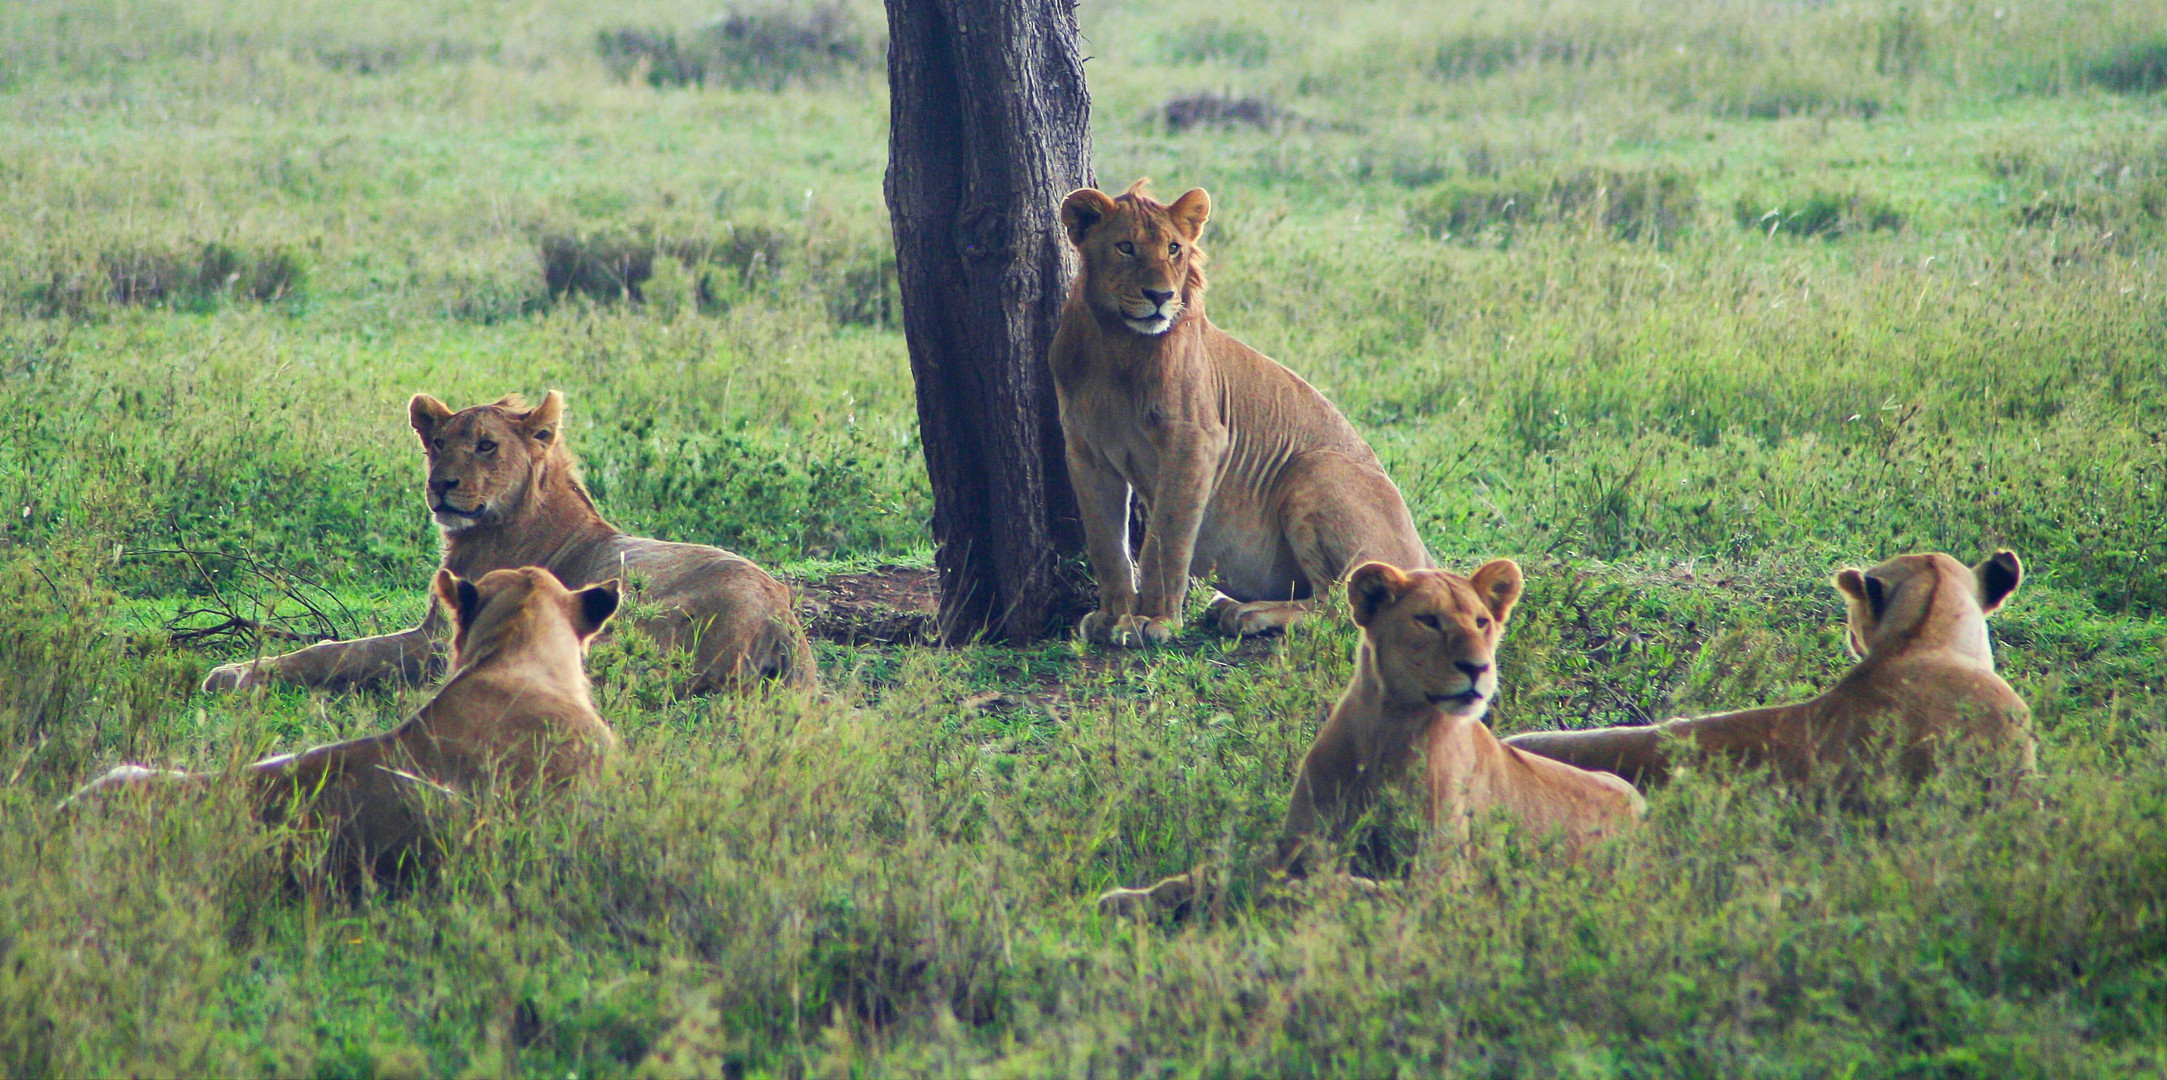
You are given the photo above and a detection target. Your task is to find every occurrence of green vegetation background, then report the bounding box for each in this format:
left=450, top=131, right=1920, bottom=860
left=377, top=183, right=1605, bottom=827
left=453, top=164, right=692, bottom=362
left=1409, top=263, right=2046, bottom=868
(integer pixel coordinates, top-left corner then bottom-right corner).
left=4, top=0, right=2167, bottom=1075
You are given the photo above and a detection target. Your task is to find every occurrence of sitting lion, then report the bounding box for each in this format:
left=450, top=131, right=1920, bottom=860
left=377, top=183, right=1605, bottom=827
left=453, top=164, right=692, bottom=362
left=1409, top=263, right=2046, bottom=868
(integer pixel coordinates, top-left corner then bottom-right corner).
left=77, top=566, right=622, bottom=881
left=1098, top=559, right=1643, bottom=915
left=202, top=390, right=812, bottom=695
left=1051, top=180, right=1430, bottom=646
left=1504, top=550, right=2033, bottom=787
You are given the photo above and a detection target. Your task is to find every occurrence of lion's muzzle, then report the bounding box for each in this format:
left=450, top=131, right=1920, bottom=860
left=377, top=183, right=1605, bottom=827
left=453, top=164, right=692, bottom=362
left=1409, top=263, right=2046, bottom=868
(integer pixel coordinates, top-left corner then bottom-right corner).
left=1122, top=287, right=1183, bottom=334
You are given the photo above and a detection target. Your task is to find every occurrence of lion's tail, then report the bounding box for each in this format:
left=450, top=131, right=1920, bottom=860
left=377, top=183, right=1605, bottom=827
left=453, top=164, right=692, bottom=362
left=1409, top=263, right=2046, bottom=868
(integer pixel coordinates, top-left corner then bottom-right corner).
left=1505, top=724, right=1672, bottom=785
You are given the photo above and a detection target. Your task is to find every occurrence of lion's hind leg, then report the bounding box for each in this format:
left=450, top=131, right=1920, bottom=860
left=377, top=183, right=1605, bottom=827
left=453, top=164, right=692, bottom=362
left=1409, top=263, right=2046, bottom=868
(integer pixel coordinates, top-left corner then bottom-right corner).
left=1207, top=592, right=1313, bottom=637
left=63, top=764, right=203, bottom=807
left=1096, top=867, right=1206, bottom=918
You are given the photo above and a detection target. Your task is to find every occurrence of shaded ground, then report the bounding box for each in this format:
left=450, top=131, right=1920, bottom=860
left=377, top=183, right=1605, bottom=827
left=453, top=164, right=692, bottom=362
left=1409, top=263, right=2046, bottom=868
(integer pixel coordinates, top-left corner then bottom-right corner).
left=795, top=566, right=940, bottom=644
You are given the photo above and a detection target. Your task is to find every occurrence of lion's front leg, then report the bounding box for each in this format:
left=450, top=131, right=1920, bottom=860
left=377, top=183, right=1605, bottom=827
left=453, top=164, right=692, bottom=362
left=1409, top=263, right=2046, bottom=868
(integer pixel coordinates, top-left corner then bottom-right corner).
left=1068, top=448, right=1140, bottom=644
left=1121, top=429, right=1223, bottom=646
left=202, top=607, right=448, bottom=694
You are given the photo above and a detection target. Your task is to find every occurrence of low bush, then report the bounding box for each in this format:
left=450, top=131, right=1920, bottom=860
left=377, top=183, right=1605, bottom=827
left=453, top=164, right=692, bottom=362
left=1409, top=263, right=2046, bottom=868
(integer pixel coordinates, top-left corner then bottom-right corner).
left=1409, top=168, right=1697, bottom=245
left=595, top=3, right=878, bottom=91
left=1733, top=189, right=1904, bottom=239
left=1161, top=92, right=1279, bottom=134
left=32, top=242, right=308, bottom=315
left=2088, top=40, right=2167, bottom=95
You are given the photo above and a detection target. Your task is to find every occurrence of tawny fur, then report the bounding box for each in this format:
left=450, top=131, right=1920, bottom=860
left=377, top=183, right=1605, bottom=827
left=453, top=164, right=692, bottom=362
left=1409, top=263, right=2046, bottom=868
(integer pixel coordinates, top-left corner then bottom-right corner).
left=1099, top=559, right=1642, bottom=915
left=202, top=391, right=812, bottom=695
left=1504, top=550, right=2034, bottom=787
left=77, top=567, right=623, bottom=880
left=1052, top=179, right=1429, bottom=646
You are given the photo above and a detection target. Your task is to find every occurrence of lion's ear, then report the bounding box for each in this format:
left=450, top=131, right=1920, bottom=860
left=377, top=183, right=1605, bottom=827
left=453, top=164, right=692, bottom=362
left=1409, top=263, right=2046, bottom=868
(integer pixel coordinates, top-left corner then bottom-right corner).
left=1061, top=188, right=1119, bottom=246
left=434, top=569, right=481, bottom=630
left=571, top=579, right=621, bottom=641
left=1975, top=550, right=2022, bottom=615
left=409, top=394, right=452, bottom=451
left=1347, top=562, right=1410, bottom=627
left=1469, top=559, right=1524, bottom=623
left=1168, top=188, right=1211, bottom=241
left=1832, top=568, right=1868, bottom=606
left=519, top=390, right=565, bottom=443
left=1831, top=568, right=1873, bottom=658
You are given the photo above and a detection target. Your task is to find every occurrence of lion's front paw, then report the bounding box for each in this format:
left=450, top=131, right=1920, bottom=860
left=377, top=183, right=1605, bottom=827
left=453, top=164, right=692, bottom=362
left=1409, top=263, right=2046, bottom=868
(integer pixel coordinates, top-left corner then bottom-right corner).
left=1210, top=599, right=1305, bottom=637
left=1110, top=614, right=1176, bottom=647
left=200, top=661, right=262, bottom=694
left=1078, top=610, right=1123, bottom=644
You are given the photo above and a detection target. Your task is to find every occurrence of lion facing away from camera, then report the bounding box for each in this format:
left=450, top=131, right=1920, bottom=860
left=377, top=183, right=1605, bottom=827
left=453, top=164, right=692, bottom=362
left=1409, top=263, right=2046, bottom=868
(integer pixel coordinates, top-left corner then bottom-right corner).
left=202, top=390, right=812, bottom=696
left=78, top=567, right=622, bottom=881
left=1505, top=550, right=2034, bottom=788
left=1098, top=559, right=1643, bottom=916
left=1051, top=179, right=1430, bottom=647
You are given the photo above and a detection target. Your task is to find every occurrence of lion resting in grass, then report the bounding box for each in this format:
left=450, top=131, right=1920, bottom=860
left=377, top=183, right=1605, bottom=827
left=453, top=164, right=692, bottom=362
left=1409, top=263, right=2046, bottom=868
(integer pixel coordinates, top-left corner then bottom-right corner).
left=1051, top=180, right=1430, bottom=647
left=1098, top=559, right=1643, bottom=915
left=1505, top=550, right=2033, bottom=787
left=78, top=567, right=622, bottom=880
left=202, top=390, right=812, bottom=695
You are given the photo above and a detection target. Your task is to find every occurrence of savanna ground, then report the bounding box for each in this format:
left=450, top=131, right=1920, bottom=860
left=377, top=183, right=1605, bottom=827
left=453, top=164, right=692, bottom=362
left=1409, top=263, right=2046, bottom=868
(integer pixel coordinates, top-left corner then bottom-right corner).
left=5, top=0, right=2167, bottom=1074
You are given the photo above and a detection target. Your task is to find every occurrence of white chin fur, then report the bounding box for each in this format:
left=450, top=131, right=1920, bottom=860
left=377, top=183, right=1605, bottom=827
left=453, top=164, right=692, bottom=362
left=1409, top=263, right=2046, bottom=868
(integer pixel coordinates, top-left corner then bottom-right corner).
left=1123, top=314, right=1175, bottom=335
left=434, top=511, right=482, bottom=531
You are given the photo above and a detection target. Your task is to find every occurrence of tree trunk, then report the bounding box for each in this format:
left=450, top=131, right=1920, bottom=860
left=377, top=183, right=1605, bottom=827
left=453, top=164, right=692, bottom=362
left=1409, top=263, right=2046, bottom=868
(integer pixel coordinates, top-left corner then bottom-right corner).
left=883, top=0, right=1094, bottom=642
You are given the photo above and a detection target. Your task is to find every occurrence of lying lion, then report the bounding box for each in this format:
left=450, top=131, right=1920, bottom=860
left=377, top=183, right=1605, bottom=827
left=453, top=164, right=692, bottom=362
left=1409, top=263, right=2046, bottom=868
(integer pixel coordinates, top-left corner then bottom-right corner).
left=77, top=566, right=622, bottom=881
left=1052, top=180, right=1430, bottom=646
left=202, top=391, right=812, bottom=695
left=1098, top=559, right=1643, bottom=915
left=1505, top=550, right=2033, bottom=787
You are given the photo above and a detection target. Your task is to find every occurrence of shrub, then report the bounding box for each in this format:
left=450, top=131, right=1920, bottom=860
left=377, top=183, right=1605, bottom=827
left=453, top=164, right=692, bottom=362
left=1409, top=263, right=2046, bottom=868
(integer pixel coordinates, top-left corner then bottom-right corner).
left=1737, top=78, right=1882, bottom=120
left=1409, top=168, right=1697, bottom=244
left=2088, top=41, right=2167, bottom=95
left=823, top=251, right=899, bottom=327
left=593, top=29, right=706, bottom=89
left=1161, top=92, right=1279, bottom=134
left=595, top=4, right=879, bottom=91
left=31, top=242, right=309, bottom=314
left=540, top=233, right=655, bottom=304
left=1733, top=190, right=1904, bottom=239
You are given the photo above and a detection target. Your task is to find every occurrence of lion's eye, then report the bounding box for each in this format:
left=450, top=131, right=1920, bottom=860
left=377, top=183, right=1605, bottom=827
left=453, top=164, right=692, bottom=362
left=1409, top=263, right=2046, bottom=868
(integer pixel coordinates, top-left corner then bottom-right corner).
left=431, top=439, right=444, bottom=451
left=1169, top=242, right=1181, bottom=255
left=1415, top=614, right=1442, bottom=631
left=476, top=439, right=497, bottom=453
left=1476, top=616, right=1491, bottom=629
left=1115, top=241, right=1134, bottom=256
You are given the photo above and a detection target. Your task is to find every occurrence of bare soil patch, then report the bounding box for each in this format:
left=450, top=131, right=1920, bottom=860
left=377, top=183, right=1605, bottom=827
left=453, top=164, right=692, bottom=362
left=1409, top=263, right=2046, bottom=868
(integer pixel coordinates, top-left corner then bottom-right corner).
left=795, top=566, right=940, bottom=644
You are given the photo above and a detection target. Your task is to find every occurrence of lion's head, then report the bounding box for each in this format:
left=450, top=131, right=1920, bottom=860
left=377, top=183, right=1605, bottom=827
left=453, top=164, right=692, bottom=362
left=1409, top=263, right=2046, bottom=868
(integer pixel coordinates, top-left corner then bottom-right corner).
left=1832, top=549, right=2021, bottom=661
left=408, top=391, right=568, bottom=532
left=1348, top=559, right=1524, bottom=717
left=433, top=566, right=619, bottom=668
left=1060, top=179, right=1211, bottom=336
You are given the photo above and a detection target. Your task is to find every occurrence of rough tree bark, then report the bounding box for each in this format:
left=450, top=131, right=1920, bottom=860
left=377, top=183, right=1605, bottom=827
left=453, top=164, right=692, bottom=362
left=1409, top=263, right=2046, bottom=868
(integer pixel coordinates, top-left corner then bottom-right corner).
left=884, top=0, right=1094, bottom=642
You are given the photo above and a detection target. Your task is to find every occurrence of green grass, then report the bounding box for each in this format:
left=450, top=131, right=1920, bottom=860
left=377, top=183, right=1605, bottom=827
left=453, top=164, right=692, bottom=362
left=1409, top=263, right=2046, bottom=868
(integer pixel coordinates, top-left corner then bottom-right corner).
left=6, top=0, right=2167, bottom=1074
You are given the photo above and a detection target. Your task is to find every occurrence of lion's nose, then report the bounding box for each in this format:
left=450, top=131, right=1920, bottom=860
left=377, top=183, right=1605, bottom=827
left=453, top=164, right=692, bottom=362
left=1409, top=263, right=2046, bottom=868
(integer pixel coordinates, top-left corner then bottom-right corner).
left=1142, top=288, right=1174, bottom=306
left=1455, top=660, right=1490, bottom=680
left=431, top=477, right=460, bottom=494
